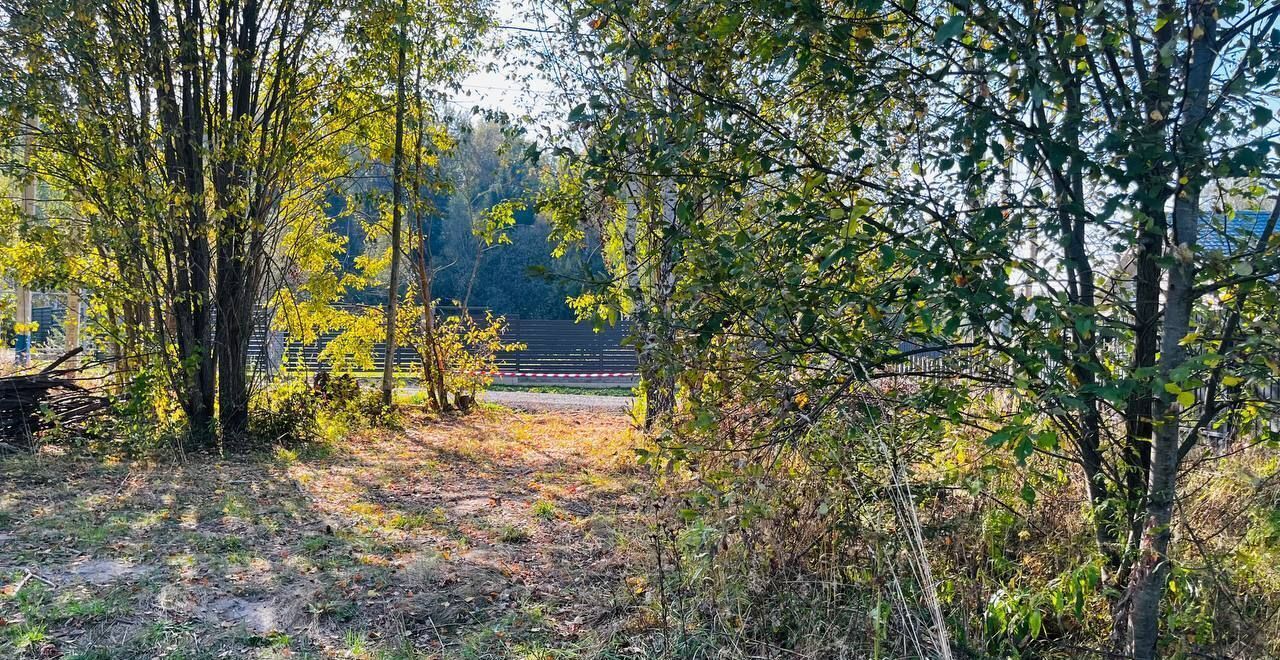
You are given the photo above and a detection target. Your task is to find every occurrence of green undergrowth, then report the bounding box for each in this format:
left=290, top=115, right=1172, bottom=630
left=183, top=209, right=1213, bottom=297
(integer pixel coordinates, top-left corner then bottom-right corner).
left=640, top=405, right=1280, bottom=658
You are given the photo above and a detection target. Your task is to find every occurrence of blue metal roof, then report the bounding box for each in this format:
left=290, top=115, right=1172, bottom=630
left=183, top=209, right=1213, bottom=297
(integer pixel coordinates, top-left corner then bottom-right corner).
left=1200, top=209, right=1274, bottom=255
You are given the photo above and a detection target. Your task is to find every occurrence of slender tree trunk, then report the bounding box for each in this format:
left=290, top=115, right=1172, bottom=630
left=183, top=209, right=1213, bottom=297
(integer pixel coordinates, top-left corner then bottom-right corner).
left=380, top=0, right=409, bottom=408
left=413, top=245, right=448, bottom=412
left=644, top=178, right=678, bottom=428
left=1113, top=2, right=1175, bottom=605
left=461, top=236, right=482, bottom=312
left=65, top=290, right=80, bottom=368
left=1034, top=47, right=1111, bottom=562
left=148, top=0, right=215, bottom=445
left=620, top=180, right=662, bottom=428
left=213, top=0, right=261, bottom=445
left=406, top=64, right=449, bottom=412
left=1126, top=3, right=1216, bottom=655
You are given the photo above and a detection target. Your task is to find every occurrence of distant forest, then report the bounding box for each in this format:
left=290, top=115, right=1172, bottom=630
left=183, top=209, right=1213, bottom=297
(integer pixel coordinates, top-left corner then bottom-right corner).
left=328, top=120, right=602, bottom=320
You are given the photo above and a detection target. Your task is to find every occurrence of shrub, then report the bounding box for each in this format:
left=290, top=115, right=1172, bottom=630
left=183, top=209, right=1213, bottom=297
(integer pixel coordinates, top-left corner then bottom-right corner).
left=247, top=379, right=319, bottom=448
left=313, top=371, right=360, bottom=405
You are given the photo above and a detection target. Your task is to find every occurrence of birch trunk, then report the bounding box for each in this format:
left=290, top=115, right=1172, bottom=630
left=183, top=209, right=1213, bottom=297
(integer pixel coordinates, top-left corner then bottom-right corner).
left=1125, top=2, right=1217, bottom=655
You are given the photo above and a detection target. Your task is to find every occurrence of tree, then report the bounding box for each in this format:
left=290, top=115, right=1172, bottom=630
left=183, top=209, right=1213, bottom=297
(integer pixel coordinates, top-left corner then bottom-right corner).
left=536, top=0, right=1280, bottom=654
left=265, top=0, right=489, bottom=412
left=2, top=0, right=389, bottom=445
left=534, top=4, right=691, bottom=427
left=381, top=0, right=410, bottom=409
left=911, top=1, right=1279, bottom=653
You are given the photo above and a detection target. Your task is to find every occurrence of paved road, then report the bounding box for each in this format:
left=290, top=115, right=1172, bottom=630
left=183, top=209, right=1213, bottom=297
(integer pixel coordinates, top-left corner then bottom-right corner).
left=480, top=389, right=634, bottom=413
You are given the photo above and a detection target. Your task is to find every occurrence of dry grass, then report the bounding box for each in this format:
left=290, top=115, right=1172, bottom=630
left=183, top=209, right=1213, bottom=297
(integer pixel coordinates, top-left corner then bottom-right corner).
left=0, top=407, right=654, bottom=658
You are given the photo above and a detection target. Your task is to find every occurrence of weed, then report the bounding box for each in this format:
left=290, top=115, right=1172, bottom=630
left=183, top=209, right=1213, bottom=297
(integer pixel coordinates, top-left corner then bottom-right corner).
left=300, top=534, right=335, bottom=555
left=221, top=494, right=253, bottom=519
left=343, top=629, right=370, bottom=657
left=387, top=509, right=442, bottom=531
left=6, top=622, right=48, bottom=650
left=274, top=447, right=301, bottom=464
left=243, top=630, right=292, bottom=649
left=499, top=524, right=532, bottom=543
left=63, top=651, right=116, bottom=660
left=308, top=598, right=358, bottom=623
left=531, top=499, right=557, bottom=520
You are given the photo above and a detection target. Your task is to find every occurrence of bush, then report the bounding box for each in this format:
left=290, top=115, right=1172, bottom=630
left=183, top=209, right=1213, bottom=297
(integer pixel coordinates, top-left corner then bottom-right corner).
left=248, top=379, right=320, bottom=448
left=89, top=366, right=187, bottom=457
left=313, top=371, right=359, bottom=405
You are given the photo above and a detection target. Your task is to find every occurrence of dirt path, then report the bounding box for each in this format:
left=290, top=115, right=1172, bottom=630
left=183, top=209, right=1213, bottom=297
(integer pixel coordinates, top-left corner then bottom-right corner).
left=0, top=409, right=653, bottom=658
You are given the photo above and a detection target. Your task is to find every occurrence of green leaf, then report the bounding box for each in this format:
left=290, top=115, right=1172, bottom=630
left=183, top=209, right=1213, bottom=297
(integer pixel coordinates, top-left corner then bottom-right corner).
left=1177, top=391, right=1195, bottom=408
left=935, top=15, right=966, bottom=44
left=710, top=14, right=743, bottom=38
left=985, top=427, right=1014, bottom=447
left=1014, top=437, right=1034, bottom=462
left=849, top=198, right=874, bottom=220
left=1253, top=105, right=1274, bottom=127
left=1020, top=483, right=1036, bottom=507
left=879, top=245, right=896, bottom=268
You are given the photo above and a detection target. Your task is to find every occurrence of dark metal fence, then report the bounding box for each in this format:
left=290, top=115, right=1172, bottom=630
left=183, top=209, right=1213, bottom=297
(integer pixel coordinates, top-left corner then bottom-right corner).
left=24, top=304, right=638, bottom=378
left=247, top=313, right=638, bottom=377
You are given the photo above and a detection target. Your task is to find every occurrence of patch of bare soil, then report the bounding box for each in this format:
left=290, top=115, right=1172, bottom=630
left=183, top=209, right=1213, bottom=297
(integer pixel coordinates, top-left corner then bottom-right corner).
left=0, top=408, right=654, bottom=658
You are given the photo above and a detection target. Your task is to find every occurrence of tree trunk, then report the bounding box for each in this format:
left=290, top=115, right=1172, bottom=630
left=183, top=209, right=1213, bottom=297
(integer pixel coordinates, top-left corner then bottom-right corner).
left=1113, top=1, right=1175, bottom=604
left=620, top=180, right=664, bottom=429
left=380, top=0, right=409, bottom=409
left=147, top=0, right=215, bottom=446
left=1033, top=51, right=1111, bottom=562
left=215, top=257, right=253, bottom=443
left=65, top=290, right=80, bottom=369
left=1125, top=3, right=1216, bottom=655
left=213, top=0, right=262, bottom=445
left=413, top=249, right=449, bottom=412
left=643, top=178, right=678, bottom=428
left=14, top=119, right=36, bottom=368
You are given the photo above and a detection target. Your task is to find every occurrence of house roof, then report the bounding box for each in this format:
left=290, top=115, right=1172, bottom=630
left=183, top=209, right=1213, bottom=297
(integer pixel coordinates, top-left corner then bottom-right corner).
left=1200, top=209, right=1275, bottom=255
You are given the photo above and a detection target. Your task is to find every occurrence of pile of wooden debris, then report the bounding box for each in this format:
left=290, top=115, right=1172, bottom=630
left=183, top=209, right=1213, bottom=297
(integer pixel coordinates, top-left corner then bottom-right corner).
left=1, top=349, right=110, bottom=444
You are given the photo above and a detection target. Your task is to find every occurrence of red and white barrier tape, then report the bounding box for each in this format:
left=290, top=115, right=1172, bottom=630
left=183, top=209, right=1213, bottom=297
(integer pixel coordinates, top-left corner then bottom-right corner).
left=467, top=371, right=638, bottom=378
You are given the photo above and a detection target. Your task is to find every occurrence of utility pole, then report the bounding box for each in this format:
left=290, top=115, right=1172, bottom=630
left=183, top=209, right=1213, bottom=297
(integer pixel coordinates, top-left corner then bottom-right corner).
left=14, top=120, right=36, bottom=367
left=65, top=289, right=80, bottom=367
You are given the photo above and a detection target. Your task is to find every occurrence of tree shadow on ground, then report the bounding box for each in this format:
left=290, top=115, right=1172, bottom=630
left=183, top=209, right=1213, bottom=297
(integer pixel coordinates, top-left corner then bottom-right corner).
left=0, top=408, right=652, bottom=658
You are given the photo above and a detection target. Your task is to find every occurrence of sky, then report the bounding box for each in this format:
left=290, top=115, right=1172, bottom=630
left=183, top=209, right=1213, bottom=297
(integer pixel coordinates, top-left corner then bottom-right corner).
left=450, top=0, right=563, bottom=126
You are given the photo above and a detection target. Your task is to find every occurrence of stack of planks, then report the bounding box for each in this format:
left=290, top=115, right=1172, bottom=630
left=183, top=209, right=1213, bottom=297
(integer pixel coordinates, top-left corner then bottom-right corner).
left=0, top=348, right=109, bottom=443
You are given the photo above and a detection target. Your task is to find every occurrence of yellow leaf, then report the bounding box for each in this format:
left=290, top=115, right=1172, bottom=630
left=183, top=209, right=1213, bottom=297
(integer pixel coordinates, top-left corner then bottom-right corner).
left=1074, top=33, right=1087, bottom=47
left=1177, top=391, right=1195, bottom=408
left=1222, top=375, right=1242, bottom=387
